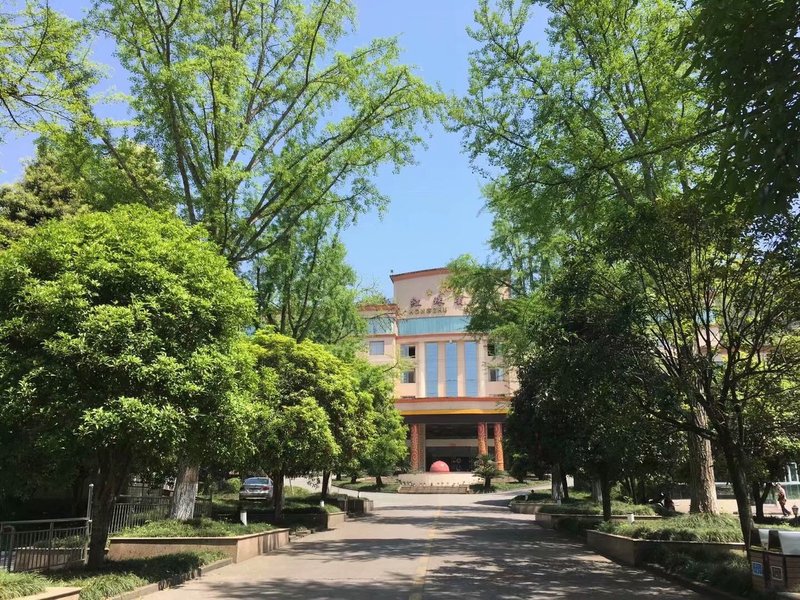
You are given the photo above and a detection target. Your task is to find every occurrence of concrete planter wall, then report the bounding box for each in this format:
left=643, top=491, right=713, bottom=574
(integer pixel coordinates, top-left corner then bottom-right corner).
left=586, top=530, right=744, bottom=567
left=20, top=588, right=81, bottom=600
left=324, top=511, right=346, bottom=528
left=508, top=502, right=545, bottom=515
left=108, top=528, right=289, bottom=563
left=534, top=513, right=662, bottom=530
left=283, top=510, right=346, bottom=530
left=348, top=498, right=373, bottom=515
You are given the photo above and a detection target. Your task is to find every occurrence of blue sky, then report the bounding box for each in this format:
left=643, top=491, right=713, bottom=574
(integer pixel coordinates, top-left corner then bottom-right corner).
left=0, top=1, right=550, bottom=298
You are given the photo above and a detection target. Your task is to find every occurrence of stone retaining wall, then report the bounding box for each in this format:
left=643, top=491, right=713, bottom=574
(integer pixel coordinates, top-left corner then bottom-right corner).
left=21, top=588, right=81, bottom=600
left=534, top=513, right=662, bottom=530
left=586, top=530, right=744, bottom=567
left=107, top=528, right=290, bottom=563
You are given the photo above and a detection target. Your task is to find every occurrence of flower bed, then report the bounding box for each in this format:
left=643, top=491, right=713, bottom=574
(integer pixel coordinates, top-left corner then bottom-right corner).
left=109, top=519, right=288, bottom=563
left=596, top=514, right=743, bottom=542
left=114, top=518, right=274, bottom=538
left=586, top=529, right=744, bottom=567
left=2, top=552, right=225, bottom=600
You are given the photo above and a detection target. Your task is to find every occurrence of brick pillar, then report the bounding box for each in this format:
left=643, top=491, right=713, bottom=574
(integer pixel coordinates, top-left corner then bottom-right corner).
left=477, top=422, right=488, bottom=456
left=493, top=423, right=505, bottom=471
left=410, top=424, right=421, bottom=471
left=418, top=424, right=426, bottom=472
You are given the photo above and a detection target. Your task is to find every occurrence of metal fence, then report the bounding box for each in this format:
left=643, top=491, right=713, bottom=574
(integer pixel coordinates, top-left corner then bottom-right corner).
left=107, top=496, right=212, bottom=535
left=0, top=518, right=90, bottom=572
left=2, top=490, right=213, bottom=572
left=108, top=496, right=172, bottom=535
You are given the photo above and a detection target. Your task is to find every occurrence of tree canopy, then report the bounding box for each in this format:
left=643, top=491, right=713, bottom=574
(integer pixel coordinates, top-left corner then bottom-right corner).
left=0, top=204, right=254, bottom=566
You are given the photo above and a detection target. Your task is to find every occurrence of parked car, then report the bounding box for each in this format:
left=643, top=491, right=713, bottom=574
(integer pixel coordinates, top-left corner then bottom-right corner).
left=239, top=477, right=273, bottom=501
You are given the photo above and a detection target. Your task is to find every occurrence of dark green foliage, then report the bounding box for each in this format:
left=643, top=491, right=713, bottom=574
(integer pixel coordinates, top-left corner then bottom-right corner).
left=0, top=571, right=48, bottom=600
left=689, top=0, right=800, bottom=214
left=49, top=551, right=226, bottom=600
left=597, top=514, right=743, bottom=543
left=473, top=454, right=503, bottom=491
left=0, top=205, right=255, bottom=566
left=115, top=518, right=274, bottom=538
left=644, top=547, right=758, bottom=598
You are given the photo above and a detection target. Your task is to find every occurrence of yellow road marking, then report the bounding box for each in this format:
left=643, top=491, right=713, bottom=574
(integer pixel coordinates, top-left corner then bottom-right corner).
left=409, top=505, right=442, bottom=600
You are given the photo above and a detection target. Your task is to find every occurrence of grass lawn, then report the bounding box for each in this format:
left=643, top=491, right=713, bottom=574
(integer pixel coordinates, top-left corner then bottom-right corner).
left=597, top=514, right=743, bottom=542
left=511, top=490, right=592, bottom=503
left=509, top=490, right=656, bottom=516
left=470, top=479, right=540, bottom=493
left=643, top=547, right=761, bottom=599
left=336, top=476, right=401, bottom=493
left=0, top=551, right=226, bottom=600
left=114, top=517, right=274, bottom=538
left=0, top=571, right=48, bottom=600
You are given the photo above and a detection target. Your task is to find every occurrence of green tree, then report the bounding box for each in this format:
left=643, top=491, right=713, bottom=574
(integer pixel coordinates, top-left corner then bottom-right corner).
left=473, top=455, right=502, bottom=491
left=688, top=0, right=800, bottom=214
left=246, top=330, right=367, bottom=518
left=252, top=207, right=367, bottom=349
left=0, top=131, right=177, bottom=247
left=86, top=0, right=442, bottom=262
left=453, top=0, right=721, bottom=513
left=353, top=361, right=406, bottom=488
left=0, top=205, right=254, bottom=567
left=0, top=2, right=95, bottom=138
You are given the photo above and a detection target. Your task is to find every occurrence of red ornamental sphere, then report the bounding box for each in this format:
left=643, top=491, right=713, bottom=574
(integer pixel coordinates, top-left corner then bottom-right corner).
left=429, top=460, right=450, bottom=473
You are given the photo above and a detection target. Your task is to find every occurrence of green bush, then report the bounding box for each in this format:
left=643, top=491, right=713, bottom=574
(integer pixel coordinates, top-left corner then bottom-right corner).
left=513, top=490, right=593, bottom=503
left=538, top=501, right=656, bottom=516
left=0, top=571, right=48, bottom=600
left=597, top=514, right=742, bottom=542
left=114, top=518, right=274, bottom=538
left=50, top=551, right=226, bottom=600
left=222, top=478, right=242, bottom=494
left=643, top=547, right=755, bottom=598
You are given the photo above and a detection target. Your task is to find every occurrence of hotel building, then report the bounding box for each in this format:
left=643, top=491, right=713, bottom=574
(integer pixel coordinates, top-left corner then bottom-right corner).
left=362, top=268, right=517, bottom=472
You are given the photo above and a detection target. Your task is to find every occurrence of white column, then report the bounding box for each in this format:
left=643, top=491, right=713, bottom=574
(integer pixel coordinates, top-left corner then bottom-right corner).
left=417, top=340, right=426, bottom=398
left=478, top=340, right=487, bottom=397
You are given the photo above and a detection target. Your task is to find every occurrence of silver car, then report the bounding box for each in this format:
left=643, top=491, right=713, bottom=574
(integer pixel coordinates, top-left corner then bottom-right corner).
left=239, top=477, right=273, bottom=501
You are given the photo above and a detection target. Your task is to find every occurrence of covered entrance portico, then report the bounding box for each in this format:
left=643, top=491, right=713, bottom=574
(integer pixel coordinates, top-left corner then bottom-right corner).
left=407, top=415, right=506, bottom=473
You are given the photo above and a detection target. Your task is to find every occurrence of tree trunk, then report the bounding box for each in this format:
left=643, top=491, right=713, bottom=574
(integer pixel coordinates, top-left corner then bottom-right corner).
left=590, top=478, right=603, bottom=503
left=272, top=471, right=285, bottom=521
left=687, top=406, right=719, bottom=514
left=376, top=474, right=383, bottom=488
left=562, top=470, right=570, bottom=500
left=752, top=482, right=766, bottom=520
left=350, top=474, right=358, bottom=484
left=169, top=460, right=199, bottom=521
left=321, top=471, right=331, bottom=499
left=551, top=463, right=564, bottom=501
left=484, top=476, right=492, bottom=491
left=600, top=472, right=612, bottom=522
left=719, top=432, right=754, bottom=546
left=87, top=451, right=131, bottom=568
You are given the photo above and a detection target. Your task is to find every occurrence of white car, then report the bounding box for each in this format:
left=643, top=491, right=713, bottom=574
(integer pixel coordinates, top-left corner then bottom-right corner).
left=239, top=477, right=273, bottom=501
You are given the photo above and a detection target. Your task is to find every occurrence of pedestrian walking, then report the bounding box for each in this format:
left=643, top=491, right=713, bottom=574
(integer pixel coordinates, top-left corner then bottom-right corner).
left=776, top=482, right=791, bottom=516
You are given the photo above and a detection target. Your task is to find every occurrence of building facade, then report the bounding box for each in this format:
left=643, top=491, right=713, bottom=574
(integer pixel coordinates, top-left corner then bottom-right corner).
left=362, top=268, right=517, bottom=472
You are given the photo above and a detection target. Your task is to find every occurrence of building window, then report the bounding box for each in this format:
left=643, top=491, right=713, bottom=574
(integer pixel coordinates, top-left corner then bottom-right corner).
left=425, top=342, right=439, bottom=397
left=400, top=344, right=416, bottom=358
left=401, top=370, right=416, bottom=384
left=464, top=341, right=478, bottom=396
left=445, top=342, right=458, bottom=396
left=487, top=342, right=497, bottom=357
left=369, top=341, right=385, bottom=356
left=489, top=367, right=504, bottom=382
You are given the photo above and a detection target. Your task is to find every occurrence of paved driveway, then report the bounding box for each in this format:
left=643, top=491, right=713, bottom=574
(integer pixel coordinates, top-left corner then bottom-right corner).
left=157, top=485, right=705, bottom=599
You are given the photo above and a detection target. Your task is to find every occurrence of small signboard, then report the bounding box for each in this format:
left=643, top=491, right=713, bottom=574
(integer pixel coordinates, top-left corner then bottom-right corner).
left=752, top=561, right=763, bottom=577
left=772, top=565, right=784, bottom=581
